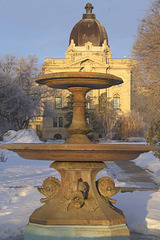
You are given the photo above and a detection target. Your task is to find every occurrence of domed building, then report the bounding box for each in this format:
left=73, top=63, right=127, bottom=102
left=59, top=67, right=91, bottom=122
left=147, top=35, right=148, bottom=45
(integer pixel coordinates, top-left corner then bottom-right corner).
left=34, top=3, right=132, bottom=140
left=69, top=3, right=108, bottom=47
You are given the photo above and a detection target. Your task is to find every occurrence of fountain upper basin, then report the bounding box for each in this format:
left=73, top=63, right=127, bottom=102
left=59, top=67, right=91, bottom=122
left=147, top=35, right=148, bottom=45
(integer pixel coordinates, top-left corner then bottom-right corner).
left=35, top=72, right=123, bottom=89
left=0, top=143, right=154, bottom=162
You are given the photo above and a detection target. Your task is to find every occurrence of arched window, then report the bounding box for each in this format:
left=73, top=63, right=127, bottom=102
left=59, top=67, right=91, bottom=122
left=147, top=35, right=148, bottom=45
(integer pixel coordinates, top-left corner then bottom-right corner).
left=54, top=134, right=62, bottom=140
left=113, top=95, right=120, bottom=109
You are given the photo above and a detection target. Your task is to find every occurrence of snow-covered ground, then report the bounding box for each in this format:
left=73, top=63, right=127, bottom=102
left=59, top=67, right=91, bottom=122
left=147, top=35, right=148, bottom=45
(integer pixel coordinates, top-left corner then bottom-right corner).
left=132, top=152, right=160, bottom=185
left=0, top=129, right=160, bottom=239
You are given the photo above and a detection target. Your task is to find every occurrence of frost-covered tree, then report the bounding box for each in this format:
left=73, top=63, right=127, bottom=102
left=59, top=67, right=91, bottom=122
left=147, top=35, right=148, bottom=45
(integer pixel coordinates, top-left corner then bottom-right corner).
left=0, top=55, right=55, bottom=135
left=146, top=121, right=160, bottom=159
left=131, top=0, right=160, bottom=125
left=131, top=0, right=160, bottom=156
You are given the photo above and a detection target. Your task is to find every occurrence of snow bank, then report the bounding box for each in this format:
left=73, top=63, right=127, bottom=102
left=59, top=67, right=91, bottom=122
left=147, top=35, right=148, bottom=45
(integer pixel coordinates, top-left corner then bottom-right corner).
left=116, top=190, right=160, bottom=237
left=2, top=128, right=41, bottom=144
left=0, top=186, right=40, bottom=240
left=132, top=152, right=160, bottom=185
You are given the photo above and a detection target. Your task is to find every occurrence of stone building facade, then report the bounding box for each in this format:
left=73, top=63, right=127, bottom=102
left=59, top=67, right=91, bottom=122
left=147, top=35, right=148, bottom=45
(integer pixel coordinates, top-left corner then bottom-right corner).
left=32, top=3, right=132, bottom=140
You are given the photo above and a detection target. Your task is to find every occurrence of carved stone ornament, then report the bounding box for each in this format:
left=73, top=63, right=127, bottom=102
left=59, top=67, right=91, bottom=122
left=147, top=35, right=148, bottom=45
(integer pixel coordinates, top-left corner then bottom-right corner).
left=68, top=178, right=88, bottom=210
left=71, top=191, right=85, bottom=209
left=80, top=59, right=95, bottom=72
left=96, top=177, right=120, bottom=207
left=38, top=177, right=61, bottom=203
left=59, top=178, right=98, bottom=212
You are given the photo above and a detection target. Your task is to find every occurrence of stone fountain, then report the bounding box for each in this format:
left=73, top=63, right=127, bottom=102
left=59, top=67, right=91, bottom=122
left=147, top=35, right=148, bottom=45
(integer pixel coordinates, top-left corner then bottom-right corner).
left=0, top=72, right=153, bottom=240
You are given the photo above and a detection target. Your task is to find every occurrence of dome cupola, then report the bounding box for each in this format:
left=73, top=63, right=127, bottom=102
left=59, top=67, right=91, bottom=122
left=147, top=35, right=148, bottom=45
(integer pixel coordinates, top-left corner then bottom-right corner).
left=69, top=3, right=108, bottom=47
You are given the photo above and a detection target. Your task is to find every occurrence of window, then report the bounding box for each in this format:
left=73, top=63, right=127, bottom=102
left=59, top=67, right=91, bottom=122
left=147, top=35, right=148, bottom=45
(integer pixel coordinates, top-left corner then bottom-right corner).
left=59, top=117, right=63, bottom=127
left=113, top=95, right=120, bottom=109
left=55, top=97, right=62, bottom=109
left=54, top=134, right=62, bottom=140
left=53, top=117, right=57, bottom=127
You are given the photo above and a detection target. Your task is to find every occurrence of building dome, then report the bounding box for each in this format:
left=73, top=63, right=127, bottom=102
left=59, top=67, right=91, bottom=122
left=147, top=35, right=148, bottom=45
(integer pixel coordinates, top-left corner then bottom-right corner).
left=69, top=3, right=108, bottom=47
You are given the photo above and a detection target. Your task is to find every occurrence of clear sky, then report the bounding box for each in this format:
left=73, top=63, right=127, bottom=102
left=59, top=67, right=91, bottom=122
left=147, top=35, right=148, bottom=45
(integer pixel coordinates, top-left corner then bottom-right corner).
left=0, top=0, right=151, bottom=65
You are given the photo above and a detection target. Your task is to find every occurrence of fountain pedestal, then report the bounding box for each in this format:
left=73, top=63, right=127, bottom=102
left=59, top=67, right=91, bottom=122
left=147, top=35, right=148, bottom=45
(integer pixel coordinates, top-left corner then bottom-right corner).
left=66, top=87, right=92, bottom=144
left=24, top=161, right=130, bottom=239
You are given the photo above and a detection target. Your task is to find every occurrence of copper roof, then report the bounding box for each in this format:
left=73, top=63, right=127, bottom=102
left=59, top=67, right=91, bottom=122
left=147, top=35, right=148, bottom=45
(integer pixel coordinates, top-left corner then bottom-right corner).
left=69, top=3, right=108, bottom=46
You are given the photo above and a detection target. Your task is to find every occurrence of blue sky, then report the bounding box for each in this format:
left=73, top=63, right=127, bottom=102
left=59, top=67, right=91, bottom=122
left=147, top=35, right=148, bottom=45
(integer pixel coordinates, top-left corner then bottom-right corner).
left=0, top=0, right=151, bottom=65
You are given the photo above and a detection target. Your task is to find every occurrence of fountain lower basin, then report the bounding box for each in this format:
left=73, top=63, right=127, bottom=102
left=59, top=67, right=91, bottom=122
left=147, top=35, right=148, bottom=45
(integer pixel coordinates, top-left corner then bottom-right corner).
left=0, top=143, right=153, bottom=162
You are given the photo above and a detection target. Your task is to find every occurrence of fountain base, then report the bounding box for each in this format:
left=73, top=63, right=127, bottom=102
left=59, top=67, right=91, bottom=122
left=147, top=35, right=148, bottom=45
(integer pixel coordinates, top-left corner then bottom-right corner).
left=29, top=161, right=126, bottom=225
left=24, top=161, right=130, bottom=239
left=24, top=223, right=130, bottom=240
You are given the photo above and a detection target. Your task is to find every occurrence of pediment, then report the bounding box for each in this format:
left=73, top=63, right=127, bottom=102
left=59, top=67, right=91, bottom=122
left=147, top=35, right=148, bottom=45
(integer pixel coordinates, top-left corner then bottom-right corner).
left=66, top=56, right=106, bottom=68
